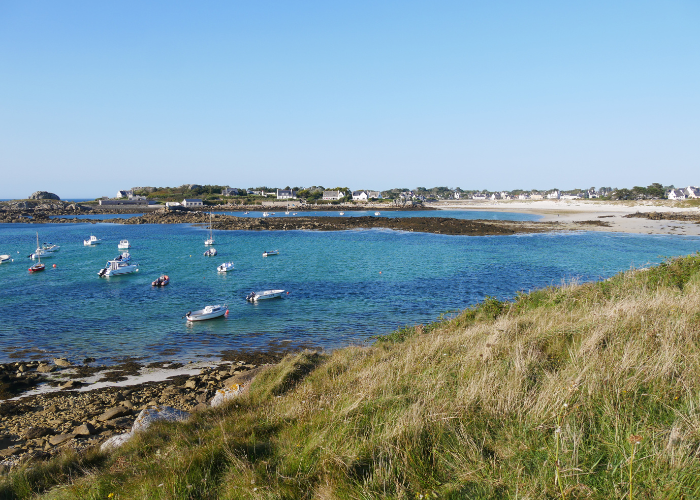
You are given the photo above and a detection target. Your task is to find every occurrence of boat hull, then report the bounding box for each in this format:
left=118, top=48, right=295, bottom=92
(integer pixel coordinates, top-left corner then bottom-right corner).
left=246, top=290, right=285, bottom=301
left=186, top=305, right=227, bottom=321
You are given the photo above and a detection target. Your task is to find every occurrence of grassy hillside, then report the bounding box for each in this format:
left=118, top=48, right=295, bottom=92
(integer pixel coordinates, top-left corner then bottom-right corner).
left=4, top=253, right=700, bottom=499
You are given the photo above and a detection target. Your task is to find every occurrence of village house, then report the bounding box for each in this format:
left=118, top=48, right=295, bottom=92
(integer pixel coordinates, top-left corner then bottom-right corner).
left=222, top=187, right=239, bottom=196
left=518, top=193, right=530, bottom=200
left=366, top=191, right=382, bottom=199
left=453, top=191, right=461, bottom=199
left=547, top=190, right=561, bottom=200
left=667, top=189, right=687, bottom=200
left=276, top=189, right=297, bottom=200
left=322, top=190, right=344, bottom=201
left=181, top=199, right=204, bottom=207
left=471, top=193, right=487, bottom=200
left=352, top=191, right=368, bottom=201
left=116, top=190, right=134, bottom=198
left=684, top=186, right=700, bottom=198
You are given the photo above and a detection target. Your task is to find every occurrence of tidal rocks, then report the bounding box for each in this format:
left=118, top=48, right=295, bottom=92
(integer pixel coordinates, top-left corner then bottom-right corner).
left=29, top=191, right=60, bottom=201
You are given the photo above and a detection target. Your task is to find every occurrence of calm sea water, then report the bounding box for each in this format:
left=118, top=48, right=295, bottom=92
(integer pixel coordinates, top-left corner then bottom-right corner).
left=0, top=222, right=698, bottom=365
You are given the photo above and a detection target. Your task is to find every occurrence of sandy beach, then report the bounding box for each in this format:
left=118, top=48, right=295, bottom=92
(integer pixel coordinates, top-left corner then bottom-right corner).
left=430, top=199, right=700, bottom=236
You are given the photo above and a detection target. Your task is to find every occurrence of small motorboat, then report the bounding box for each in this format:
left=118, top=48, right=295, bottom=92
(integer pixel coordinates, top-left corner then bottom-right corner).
left=374, top=212, right=381, bottom=216
left=185, top=304, right=228, bottom=322
left=204, top=248, right=217, bottom=257
left=152, top=275, right=169, bottom=286
left=42, top=242, right=60, bottom=252
left=217, top=262, right=234, bottom=272
left=285, top=211, right=290, bottom=215
left=118, top=240, right=131, bottom=249
left=262, top=212, right=270, bottom=217
left=246, top=290, right=285, bottom=302
left=98, top=259, right=139, bottom=277
left=29, top=247, right=54, bottom=259
left=262, top=250, right=279, bottom=257
left=84, top=235, right=101, bottom=246
left=0, top=255, right=13, bottom=264
left=244, top=211, right=250, bottom=215
left=339, top=212, right=345, bottom=215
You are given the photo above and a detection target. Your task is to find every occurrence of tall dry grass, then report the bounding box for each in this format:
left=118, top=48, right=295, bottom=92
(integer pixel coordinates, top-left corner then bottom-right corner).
left=4, top=254, right=700, bottom=499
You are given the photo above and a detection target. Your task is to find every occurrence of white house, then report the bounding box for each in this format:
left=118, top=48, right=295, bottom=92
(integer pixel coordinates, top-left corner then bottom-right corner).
left=166, top=202, right=181, bottom=207
left=182, top=199, right=204, bottom=207
left=453, top=192, right=461, bottom=199
left=668, top=189, right=686, bottom=200
left=531, top=193, right=544, bottom=200
left=518, top=193, right=530, bottom=200
left=322, top=190, right=344, bottom=201
left=561, top=193, right=582, bottom=200
left=547, top=190, right=561, bottom=200
left=276, top=189, right=297, bottom=200
left=587, top=190, right=599, bottom=199
left=352, top=191, right=368, bottom=201
left=684, top=186, right=700, bottom=198
left=490, top=192, right=501, bottom=201
left=500, top=191, right=512, bottom=200
left=472, top=193, right=487, bottom=200
left=366, top=191, right=382, bottom=199
left=116, top=190, right=133, bottom=199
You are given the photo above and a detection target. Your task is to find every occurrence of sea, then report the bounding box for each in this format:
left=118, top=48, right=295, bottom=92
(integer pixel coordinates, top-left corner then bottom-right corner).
left=1, top=213, right=698, bottom=365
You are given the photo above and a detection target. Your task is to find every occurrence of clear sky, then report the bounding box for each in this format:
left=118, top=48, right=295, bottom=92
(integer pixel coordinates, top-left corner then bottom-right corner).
left=1, top=1, right=698, bottom=199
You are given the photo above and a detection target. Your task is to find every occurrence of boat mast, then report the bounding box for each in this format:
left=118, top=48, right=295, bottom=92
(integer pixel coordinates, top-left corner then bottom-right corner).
left=36, top=232, right=41, bottom=265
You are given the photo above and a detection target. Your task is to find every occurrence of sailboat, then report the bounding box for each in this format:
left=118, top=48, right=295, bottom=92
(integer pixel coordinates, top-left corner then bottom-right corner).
left=204, top=211, right=215, bottom=246
left=28, top=232, right=45, bottom=273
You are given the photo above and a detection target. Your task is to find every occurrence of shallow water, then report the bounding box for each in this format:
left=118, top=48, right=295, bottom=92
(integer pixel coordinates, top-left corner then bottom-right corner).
left=0, top=222, right=698, bottom=365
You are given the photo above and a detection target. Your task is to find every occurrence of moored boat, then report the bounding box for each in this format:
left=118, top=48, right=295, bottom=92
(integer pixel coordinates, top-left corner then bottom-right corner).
left=0, top=255, right=13, bottom=264
left=84, top=235, right=101, bottom=246
left=42, top=242, right=60, bottom=252
left=28, top=232, right=45, bottom=273
left=98, top=259, right=139, bottom=277
left=204, top=212, right=215, bottom=245
left=185, top=304, right=228, bottom=322
left=246, top=289, right=285, bottom=302
left=262, top=250, right=279, bottom=257
left=204, top=248, right=217, bottom=257
left=152, top=275, right=169, bottom=286
left=118, top=239, right=131, bottom=249
left=374, top=211, right=381, bottom=216
left=217, top=262, right=234, bottom=272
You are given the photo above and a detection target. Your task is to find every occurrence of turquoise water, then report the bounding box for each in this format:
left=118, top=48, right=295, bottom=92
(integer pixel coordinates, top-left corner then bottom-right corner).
left=0, top=222, right=698, bottom=364
left=49, top=210, right=541, bottom=221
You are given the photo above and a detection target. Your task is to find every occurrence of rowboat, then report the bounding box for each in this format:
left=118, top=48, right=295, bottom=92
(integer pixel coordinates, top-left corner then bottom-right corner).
left=246, top=290, right=285, bottom=302
left=185, top=305, right=228, bottom=321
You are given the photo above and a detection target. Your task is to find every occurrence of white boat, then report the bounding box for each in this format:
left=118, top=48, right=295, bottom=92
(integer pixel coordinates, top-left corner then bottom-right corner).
left=262, top=250, right=279, bottom=257
left=185, top=304, right=228, bottom=321
left=30, top=247, right=54, bottom=259
left=262, top=212, right=270, bottom=217
left=246, top=289, right=285, bottom=302
left=84, top=235, right=101, bottom=246
left=204, top=248, right=217, bottom=257
left=374, top=211, right=381, bottom=216
left=114, top=252, right=131, bottom=263
left=0, top=255, right=12, bottom=263
left=217, top=262, right=234, bottom=272
left=204, top=212, right=215, bottom=245
left=118, top=240, right=131, bottom=249
left=339, top=212, right=345, bottom=215
left=98, top=259, right=139, bottom=277
left=42, top=242, right=60, bottom=252
left=285, top=211, right=290, bottom=215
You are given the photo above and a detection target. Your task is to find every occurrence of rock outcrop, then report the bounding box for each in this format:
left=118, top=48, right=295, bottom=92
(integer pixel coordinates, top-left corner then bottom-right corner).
left=29, top=191, right=60, bottom=201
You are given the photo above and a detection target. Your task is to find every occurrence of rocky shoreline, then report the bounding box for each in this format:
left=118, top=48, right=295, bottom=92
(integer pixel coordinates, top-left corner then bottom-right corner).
left=0, top=353, right=278, bottom=472
left=624, top=211, right=700, bottom=223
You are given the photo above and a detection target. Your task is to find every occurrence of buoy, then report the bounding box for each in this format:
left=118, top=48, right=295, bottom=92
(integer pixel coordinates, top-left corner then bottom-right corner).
left=225, top=310, right=229, bottom=316
left=52, top=264, right=56, bottom=268
left=379, top=271, right=382, bottom=274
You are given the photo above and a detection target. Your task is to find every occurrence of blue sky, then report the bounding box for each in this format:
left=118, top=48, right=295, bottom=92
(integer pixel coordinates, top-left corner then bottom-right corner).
left=1, top=1, right=698, bottom=198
